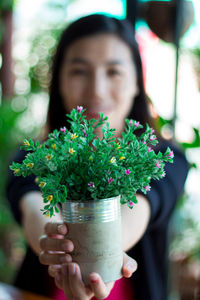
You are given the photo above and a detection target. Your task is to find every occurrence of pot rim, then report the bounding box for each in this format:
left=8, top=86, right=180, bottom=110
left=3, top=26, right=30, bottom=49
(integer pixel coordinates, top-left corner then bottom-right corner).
left=64, top=194, right=121, bottom=203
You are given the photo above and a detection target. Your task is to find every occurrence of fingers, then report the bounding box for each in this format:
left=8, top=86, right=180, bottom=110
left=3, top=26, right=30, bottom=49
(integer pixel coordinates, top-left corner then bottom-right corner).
left=68, top=264, right=86, bottom=299
left=39, top=235, right=74, bottom=252
left=39, top=223, right=74, bottom=266
left=122, top=252, right=137, bottom=278
left=48, top=265, right=63, bottom=290
left=62, top=263, right=93, bottom=300
left=44, top=222, right=67, bottom=236
left=61, top=264, right=74, bottom=300
left=39, top=251, right=72, bottom=265
left=55, top=271, right=63, bottom=290
left=89, top=273, right=113, bottom=299
left=48, top=265, right=62, bottom=278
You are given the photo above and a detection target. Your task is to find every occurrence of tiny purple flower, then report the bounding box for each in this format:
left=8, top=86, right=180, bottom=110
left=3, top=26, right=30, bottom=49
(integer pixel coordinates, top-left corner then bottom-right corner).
left=144, top=185, right=151, bottom=191
left=166, top=151, right=174, bottom=159
left=161, top=171, right=166, bottom=177
left=88, top=182, right=95, bottom=188
left=149, top=135, right=156, bottom=141
left=134, top=121, right=140, bottom=128
left=77, top=106, right=83, bottom=113
left=60, top=127, right=66, bottom=134
left=82, top=129, right=87, bottom=137
left=125, top=169, right=131, bottom=175
left=156, top=162, right=161, bottom=168
left=150, top=128, right=155, bottom=134
left=129, top=201, right=134, bottom=207
left=148, top=147, right=152, bottom=152
left=143, top=141, right=147, bottom=145
left=129, top=119, right=133, bottom=126
left=108, top=178, right=114, bottom=184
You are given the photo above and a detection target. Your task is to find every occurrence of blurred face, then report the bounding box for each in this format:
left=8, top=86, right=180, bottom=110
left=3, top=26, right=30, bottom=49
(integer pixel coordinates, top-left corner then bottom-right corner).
left=59, top=33, right=139, bottom=138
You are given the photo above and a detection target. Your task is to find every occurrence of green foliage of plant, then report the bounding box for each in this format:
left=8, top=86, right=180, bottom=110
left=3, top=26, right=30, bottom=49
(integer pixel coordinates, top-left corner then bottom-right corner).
left=0, top=0, right=14, bottom=48
left=10, top=106, right=174, bottom=217
left=0, top=100, right=28, bottom=283
left=0, top=101, right=26, bottom=203
left=155, top=114, right=200, bottom=150
left=0, top=0, right=14, bottom=12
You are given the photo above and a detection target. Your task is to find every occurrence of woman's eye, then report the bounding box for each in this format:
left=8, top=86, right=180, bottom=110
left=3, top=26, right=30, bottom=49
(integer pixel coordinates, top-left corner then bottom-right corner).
left=71, top=69, right=87, bottom=75
left=108, top=69, right=121, bottom=76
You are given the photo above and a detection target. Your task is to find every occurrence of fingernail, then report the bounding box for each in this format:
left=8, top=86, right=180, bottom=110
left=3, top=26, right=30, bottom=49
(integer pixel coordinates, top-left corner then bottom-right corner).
left=60, top=254, right=72, bottom=263
left=58, top=224, right=66, bottom=234
left=61, top=242, right=68, bottom=251
left=126, top=261, right=137, bottom=272
left=68, top=263, right=75, bottom=275
left=61, top=242, right=73, bottom=252
left=90, top=273, right=99, bottom=283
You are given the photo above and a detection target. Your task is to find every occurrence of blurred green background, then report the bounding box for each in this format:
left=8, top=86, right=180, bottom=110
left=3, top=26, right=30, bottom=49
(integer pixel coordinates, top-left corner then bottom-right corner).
left=0, top=0, right=200, bottom=298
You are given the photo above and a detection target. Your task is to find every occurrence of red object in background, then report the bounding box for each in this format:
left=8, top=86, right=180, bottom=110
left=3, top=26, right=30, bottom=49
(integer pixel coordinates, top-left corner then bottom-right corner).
left=53, top=276, right=135, bottom=300
left=136, top=28, right=159, bottom=90
left=92, top=277, right=135, bottom=300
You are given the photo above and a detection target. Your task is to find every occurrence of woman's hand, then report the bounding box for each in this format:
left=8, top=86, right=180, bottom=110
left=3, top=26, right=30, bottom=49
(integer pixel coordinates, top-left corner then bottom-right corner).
left=39, top=222, right=137, bottom=299
left=39, top=222, right=74, bottom=265
left=48, top=252, right=137, bottom=300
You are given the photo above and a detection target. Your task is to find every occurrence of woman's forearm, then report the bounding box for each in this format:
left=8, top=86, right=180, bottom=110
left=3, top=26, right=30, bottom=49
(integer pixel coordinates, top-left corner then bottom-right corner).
left=121, top=194, right=151, bottom=252
left=20, top=191, right=150, bottom=255
left=20, top=191, right=62, bottom=255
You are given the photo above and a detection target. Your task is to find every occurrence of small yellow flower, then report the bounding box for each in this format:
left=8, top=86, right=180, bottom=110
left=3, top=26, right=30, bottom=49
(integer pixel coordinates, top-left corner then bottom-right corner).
left=71, top=133, right=78, bottom=140
left=14, top=168, right=20, bottom=174
left=45, top=154, right=53, bottom=160
left=110, top=157, right=116, bottom=164
left=26, top=163, right=34, bottom=168
left=52, top=144, right=57, bottom=150
left=69, top=148, right=75, bottom=154
left=39, top=182, right=46, bottom=188
left=89, top=155, right=93, bottom=162
left=45, top=212, right=50, bottom=218
left=116, top=143, right=121, bottom=149
left=47, top=195, right=53, bottom=202
left=24, top=140, right=30, bottom=147
left=35, top=177, right=39, bottom=183
left=119, top=156, right=125, bottom=160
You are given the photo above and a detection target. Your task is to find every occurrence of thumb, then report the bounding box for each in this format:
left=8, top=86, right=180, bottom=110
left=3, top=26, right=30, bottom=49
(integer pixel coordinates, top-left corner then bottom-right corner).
left=122, top=252, right=137, bottom=278
left=61, top=264, right=73, bottom=299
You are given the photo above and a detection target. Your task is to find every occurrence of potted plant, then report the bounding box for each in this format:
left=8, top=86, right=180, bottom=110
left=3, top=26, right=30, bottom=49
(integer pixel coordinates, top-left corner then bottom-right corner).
left=10, top=106, right=174, bottom=284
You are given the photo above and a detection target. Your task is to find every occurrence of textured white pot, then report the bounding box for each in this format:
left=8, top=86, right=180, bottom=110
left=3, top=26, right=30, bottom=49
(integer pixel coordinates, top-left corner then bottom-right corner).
left=62, top=195, right=123, bottom=285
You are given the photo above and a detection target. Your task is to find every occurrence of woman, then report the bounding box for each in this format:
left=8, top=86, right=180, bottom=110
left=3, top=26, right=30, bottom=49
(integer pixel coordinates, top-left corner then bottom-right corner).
left=6, top=14, right=189, bottom=300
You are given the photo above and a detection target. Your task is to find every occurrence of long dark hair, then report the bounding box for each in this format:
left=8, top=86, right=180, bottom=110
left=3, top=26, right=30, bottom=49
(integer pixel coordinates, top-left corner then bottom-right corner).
left=47, top=14, right=152, bottom=134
